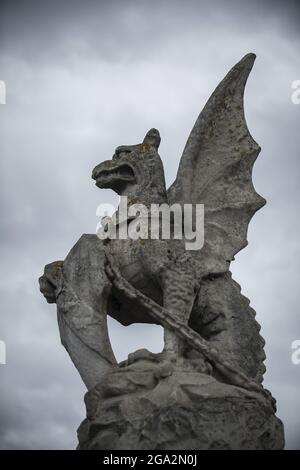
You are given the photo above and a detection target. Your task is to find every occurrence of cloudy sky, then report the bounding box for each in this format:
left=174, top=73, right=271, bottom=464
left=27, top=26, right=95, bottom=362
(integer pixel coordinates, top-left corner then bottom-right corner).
left=0, top=0, right=299, bottom=449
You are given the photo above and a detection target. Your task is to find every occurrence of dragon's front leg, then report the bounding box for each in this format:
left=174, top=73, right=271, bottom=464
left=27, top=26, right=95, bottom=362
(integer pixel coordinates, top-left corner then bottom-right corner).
left=160, top=261, right=198, bottom=359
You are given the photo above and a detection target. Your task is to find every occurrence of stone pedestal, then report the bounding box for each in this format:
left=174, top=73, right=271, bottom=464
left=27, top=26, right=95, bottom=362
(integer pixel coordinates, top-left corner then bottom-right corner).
left=77, top=352, right=284, bottom=450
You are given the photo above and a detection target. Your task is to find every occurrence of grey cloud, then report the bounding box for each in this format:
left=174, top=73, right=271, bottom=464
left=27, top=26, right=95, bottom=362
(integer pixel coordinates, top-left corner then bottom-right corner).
left=0, top=0, right=299, bottom=449
left=1, top=0, right=300, bottom=65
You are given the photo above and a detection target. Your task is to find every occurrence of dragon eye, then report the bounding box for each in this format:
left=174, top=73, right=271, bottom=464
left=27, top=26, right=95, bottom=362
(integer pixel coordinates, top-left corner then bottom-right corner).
left=114, top=147, right=132, bottom=159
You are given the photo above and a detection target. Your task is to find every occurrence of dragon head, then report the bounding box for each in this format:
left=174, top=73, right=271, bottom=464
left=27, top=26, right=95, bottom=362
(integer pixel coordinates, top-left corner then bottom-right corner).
left=92, top=129, right=167, bottom=204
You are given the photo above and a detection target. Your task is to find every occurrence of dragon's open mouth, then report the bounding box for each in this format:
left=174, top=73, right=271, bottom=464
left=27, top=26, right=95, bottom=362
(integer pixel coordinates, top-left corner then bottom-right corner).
left=98, top=164, right=135, bottom=182
left=93, top=162, right=136, bottom=191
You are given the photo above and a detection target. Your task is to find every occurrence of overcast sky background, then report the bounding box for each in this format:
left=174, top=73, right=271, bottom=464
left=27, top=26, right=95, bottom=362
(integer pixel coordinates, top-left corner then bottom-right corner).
left=0, top=0, right=299, bottom=449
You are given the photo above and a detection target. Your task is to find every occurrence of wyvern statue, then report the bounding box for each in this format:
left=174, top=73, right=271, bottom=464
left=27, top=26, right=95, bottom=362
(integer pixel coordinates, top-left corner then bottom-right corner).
left=39, top=54, right=284, bottom=450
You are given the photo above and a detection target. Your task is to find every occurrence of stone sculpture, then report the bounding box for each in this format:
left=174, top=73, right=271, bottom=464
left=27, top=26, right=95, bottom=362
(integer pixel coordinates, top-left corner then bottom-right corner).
left=39, top=54, right=284, bottom=449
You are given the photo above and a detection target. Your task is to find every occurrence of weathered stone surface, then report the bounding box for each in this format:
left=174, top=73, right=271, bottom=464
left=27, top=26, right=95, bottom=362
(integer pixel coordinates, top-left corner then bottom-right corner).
left=78, top=354, right=284, bottom=450
left=39, top=53, right=285, bottom=449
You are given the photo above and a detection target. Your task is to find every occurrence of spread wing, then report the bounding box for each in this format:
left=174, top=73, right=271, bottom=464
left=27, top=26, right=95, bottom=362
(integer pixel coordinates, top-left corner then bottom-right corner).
left=167, top=53, right=266, bottom=275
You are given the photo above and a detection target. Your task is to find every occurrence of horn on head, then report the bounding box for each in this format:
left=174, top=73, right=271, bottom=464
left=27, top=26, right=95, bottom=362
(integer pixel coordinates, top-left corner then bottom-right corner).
left=143, top=128, right=161, bottom=150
